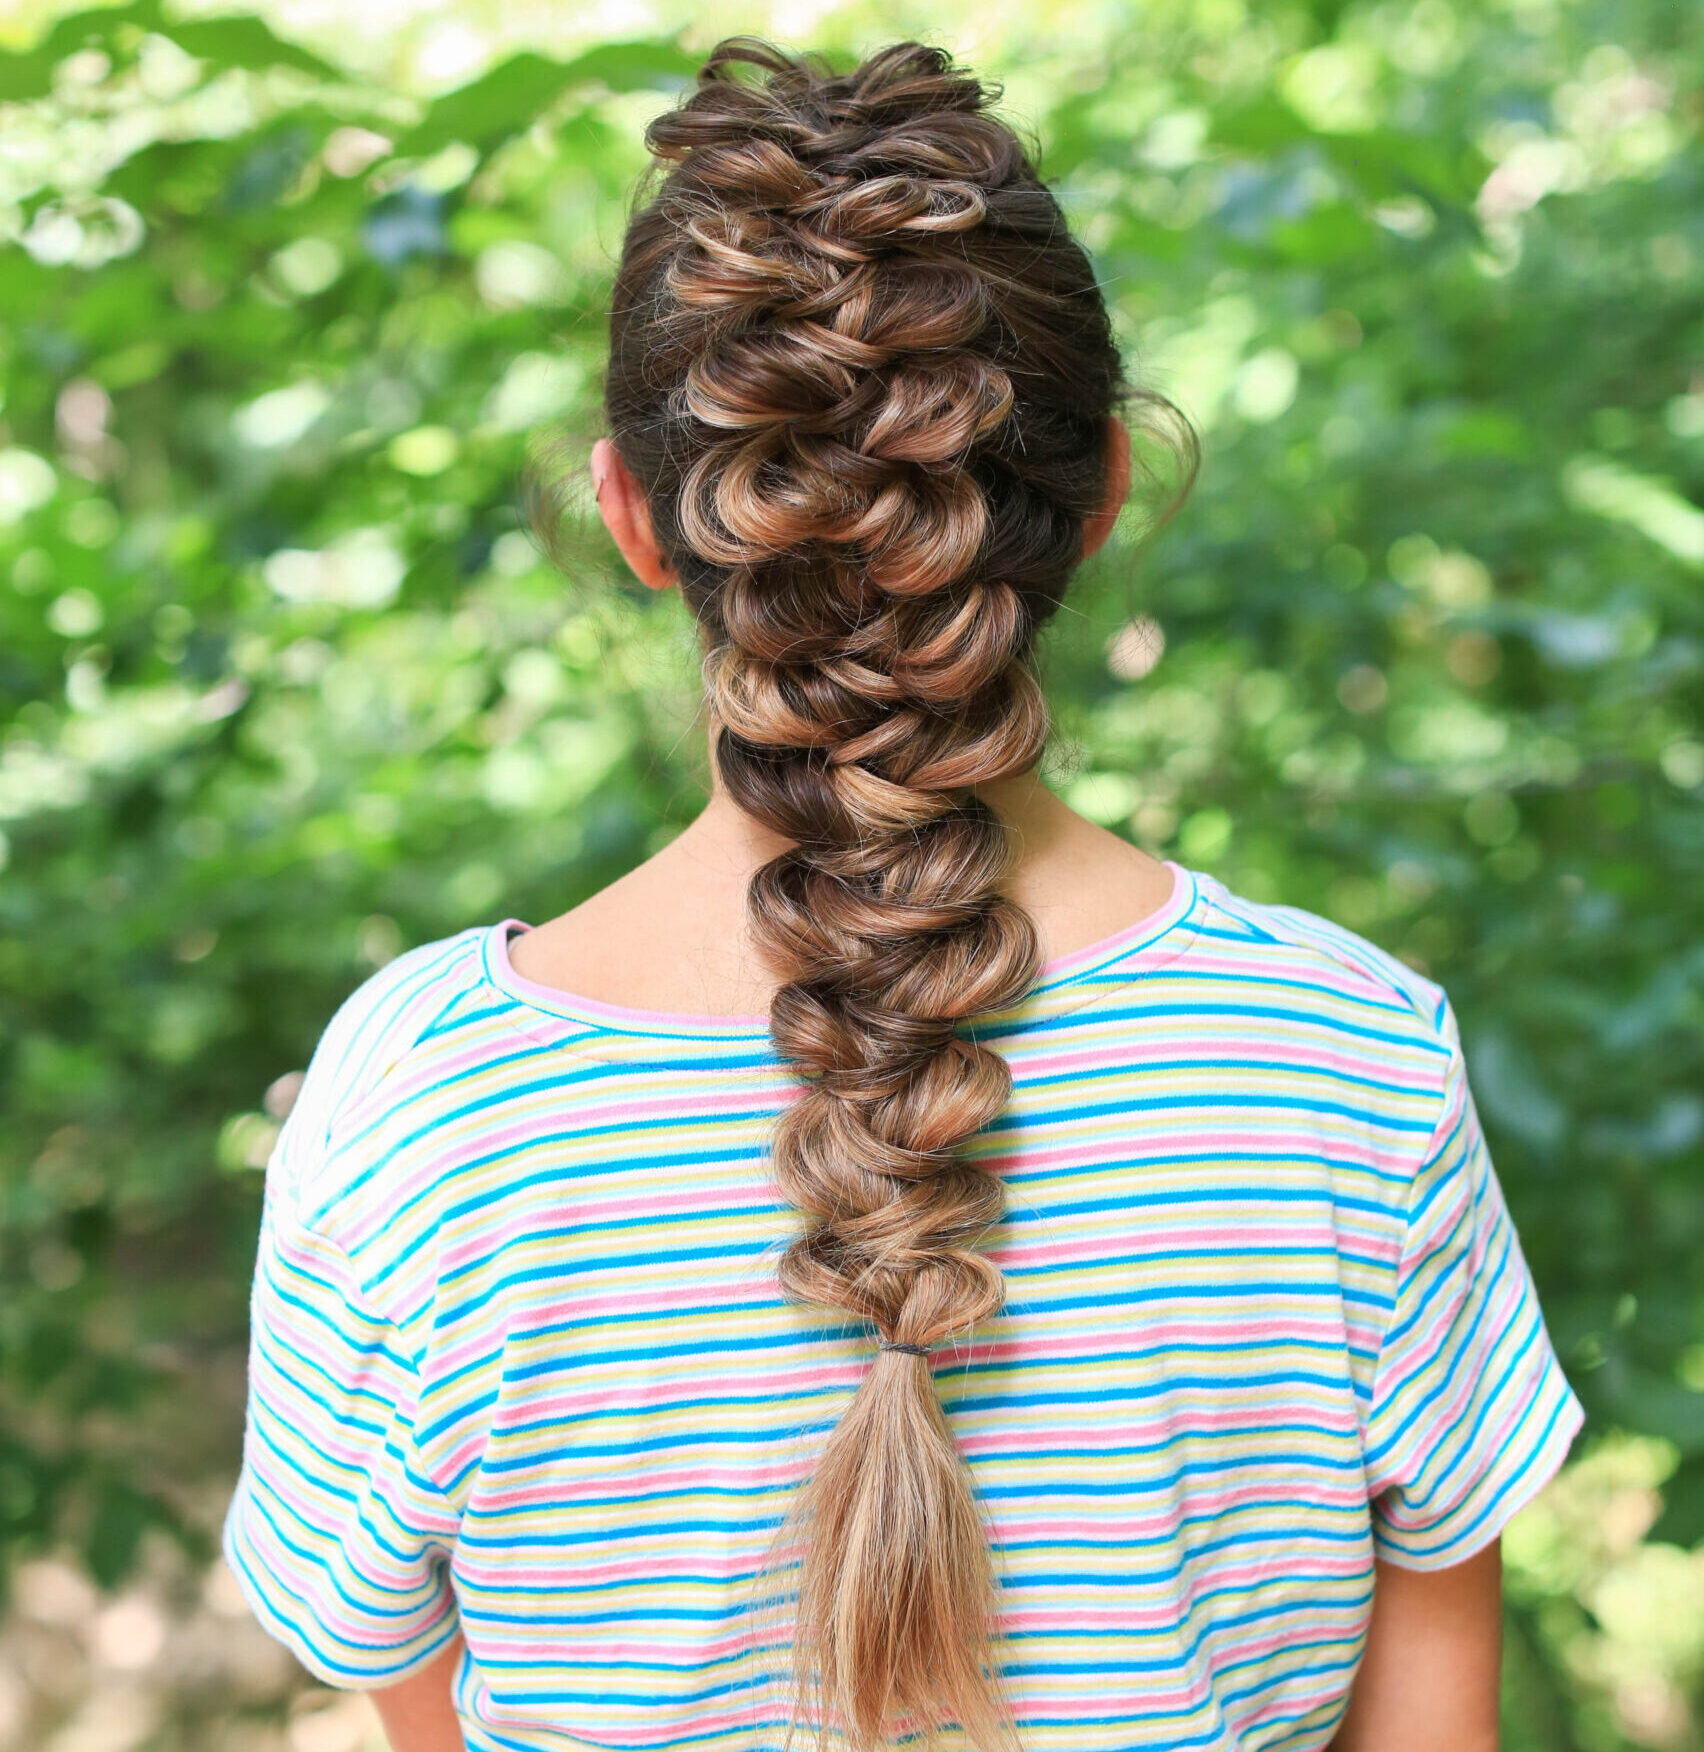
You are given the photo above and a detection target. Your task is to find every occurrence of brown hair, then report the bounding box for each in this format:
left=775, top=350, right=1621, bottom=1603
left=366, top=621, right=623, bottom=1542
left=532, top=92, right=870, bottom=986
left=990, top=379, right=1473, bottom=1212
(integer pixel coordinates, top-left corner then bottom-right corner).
left=602, top=38, right=1194, bottom=1750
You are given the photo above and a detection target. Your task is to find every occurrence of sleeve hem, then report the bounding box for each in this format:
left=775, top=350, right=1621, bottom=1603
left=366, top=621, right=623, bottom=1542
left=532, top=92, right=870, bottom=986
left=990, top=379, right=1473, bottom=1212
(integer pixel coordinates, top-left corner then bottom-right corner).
left=223, top=1508, right=461, bottom=1692
left=1371, top=1388, right=1585, bottom=1573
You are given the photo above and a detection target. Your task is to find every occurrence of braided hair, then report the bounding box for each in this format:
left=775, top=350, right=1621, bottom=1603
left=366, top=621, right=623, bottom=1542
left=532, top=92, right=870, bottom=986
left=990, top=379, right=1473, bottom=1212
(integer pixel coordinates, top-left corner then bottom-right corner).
left=603, top=38, right=1190, bottom=1750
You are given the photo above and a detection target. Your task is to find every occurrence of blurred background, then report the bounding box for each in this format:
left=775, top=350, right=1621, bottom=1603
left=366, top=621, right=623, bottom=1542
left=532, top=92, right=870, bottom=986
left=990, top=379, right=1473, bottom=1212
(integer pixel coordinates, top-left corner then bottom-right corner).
left=0, top=0, right=1699, bottom=1747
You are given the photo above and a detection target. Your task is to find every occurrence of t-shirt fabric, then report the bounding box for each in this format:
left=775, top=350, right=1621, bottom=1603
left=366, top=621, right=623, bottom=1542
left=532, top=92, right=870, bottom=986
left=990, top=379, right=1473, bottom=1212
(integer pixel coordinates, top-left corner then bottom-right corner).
left=223, top=861, right=1584, bottom=1751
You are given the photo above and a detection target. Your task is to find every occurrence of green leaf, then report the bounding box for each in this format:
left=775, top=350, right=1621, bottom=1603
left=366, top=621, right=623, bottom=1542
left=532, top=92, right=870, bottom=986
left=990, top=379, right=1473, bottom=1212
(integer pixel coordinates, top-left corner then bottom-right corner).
left=1207, top=97, right=1311, bottom=155
left=83, top=1479, right=152, bottom=1590
left=164, top=14, right=341, bottom=80
left=1269, top=201, right=1377, bottom=265
left=397, top=40, right=697, bottom=158
left=1320, top=129, right=1488, bottom=209
left=0, top=0, right=158, bottom=101
left=0, top=0, right=338, bottom=100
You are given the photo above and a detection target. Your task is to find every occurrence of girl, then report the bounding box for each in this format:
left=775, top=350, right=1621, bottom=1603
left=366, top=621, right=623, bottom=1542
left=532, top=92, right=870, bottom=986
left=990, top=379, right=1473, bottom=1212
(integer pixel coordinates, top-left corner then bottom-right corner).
left=224, top=38, right=1583, bottom=1752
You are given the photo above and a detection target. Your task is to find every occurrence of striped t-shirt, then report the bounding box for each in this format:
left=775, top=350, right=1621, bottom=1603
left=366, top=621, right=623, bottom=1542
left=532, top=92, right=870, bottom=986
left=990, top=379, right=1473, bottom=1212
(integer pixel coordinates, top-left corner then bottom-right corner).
left=224, top=859, right=1583, bottom=1752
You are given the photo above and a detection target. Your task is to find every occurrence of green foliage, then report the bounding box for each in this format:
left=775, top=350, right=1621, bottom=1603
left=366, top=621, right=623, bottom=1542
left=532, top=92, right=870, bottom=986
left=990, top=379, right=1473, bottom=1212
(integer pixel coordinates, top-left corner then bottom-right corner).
left=0, top=0, right=1700, bottom=1745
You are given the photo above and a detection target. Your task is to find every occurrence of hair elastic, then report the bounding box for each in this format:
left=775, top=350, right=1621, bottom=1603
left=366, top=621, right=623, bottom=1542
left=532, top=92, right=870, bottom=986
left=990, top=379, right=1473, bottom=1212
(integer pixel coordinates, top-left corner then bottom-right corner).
left=879, top=1340, right=931, bottom=1356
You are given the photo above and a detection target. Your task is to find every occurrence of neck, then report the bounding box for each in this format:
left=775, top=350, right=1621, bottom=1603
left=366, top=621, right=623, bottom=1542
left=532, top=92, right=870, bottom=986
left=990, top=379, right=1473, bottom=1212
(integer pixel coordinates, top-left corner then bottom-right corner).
left=513, top=714, right=1170, bottom=1014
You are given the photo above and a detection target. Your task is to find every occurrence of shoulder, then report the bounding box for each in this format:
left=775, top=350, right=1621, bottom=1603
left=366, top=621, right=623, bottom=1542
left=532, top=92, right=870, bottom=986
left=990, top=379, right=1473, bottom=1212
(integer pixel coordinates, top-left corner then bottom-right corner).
left=1187, top=868, right=1461, bottom=1070
left=268, top=926, right=494, bottom=1216
left=1183, top=874, right=1483, bottom=1287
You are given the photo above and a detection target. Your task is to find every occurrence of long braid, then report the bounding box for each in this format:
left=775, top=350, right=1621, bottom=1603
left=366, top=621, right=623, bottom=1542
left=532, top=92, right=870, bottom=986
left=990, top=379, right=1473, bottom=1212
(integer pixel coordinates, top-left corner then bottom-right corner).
left=603, top=39, right=1162, bottom=1750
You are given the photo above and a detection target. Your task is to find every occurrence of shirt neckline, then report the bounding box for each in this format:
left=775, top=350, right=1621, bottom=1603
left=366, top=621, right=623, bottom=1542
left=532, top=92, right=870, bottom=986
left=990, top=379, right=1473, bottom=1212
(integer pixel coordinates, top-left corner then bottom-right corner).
left=479, top=859, right=1203, bottom=1043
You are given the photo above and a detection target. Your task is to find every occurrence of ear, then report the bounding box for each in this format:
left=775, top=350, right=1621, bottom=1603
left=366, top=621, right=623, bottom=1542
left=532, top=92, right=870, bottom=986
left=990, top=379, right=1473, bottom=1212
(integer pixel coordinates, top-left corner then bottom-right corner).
left=1081, top=416, right=1131, bottom=560
left=591, top=438, right=675, bottom=591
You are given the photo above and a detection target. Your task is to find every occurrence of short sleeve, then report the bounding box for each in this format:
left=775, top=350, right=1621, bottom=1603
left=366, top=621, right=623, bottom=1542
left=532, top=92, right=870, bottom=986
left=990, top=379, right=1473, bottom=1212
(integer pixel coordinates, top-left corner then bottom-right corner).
left=1362, top=1006, right=1586, bottom=1569
left=221, top=1169, right=461, bottom=1686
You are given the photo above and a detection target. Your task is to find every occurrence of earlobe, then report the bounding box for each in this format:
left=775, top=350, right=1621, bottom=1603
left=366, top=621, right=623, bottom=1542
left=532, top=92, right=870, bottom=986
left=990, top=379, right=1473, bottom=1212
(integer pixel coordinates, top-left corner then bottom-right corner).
left=591, top=437, right=677, bottom=592
left=1081, top=417, right=1131, bottom=560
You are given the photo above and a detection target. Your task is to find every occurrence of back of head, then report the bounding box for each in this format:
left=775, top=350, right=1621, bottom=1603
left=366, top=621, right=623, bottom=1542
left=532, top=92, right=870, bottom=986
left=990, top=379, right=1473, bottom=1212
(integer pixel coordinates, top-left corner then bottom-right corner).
left=603, top=38, right=1185, bottom=1750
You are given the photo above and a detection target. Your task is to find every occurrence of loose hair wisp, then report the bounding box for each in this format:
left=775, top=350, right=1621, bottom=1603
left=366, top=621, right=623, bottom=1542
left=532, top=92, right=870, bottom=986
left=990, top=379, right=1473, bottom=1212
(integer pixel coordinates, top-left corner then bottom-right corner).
left=602, top=38, right=1194, bottom=1751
